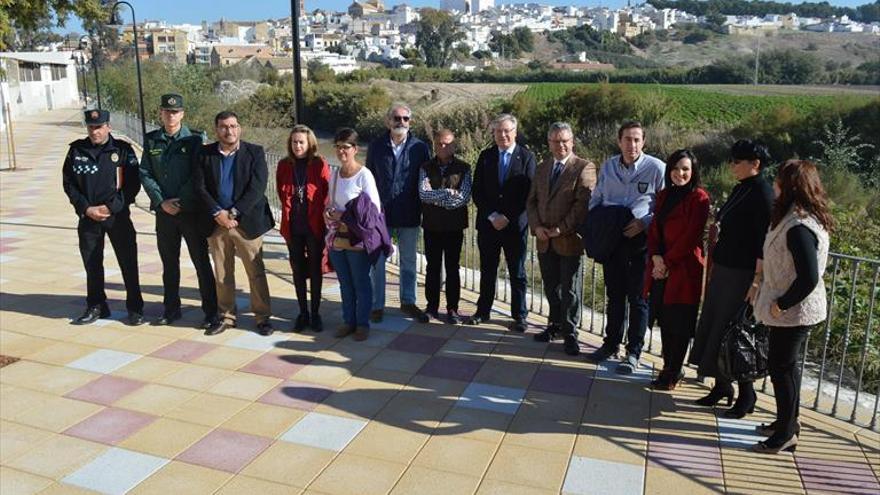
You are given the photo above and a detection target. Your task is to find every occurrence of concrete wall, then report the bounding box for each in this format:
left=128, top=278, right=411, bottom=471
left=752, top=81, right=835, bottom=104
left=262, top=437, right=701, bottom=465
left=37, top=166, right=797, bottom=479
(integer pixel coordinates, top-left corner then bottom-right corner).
left=0, top=58, right=80, bottom=129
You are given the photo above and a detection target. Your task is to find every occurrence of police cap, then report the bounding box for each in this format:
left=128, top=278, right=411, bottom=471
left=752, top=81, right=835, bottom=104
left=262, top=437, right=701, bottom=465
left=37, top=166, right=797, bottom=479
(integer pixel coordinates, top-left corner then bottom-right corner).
left=84, top=109, right=110, bottom=125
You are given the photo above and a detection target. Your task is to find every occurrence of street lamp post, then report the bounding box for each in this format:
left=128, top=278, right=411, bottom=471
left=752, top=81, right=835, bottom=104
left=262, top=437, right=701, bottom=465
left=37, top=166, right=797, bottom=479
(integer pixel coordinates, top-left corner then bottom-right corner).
left=290, top=0, right=304, bottom=124
left=109, top=1, right=147, bottom=144
left=89, top=30, right=102, bottom=110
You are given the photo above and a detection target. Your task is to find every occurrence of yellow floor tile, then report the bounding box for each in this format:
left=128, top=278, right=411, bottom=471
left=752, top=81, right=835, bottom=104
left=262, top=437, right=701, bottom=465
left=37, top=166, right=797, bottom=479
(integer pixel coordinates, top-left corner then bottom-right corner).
left=375, top=396, right=453, bottom=431
left=0, top=420, right=54, bottom=463
left=475, top=479, right=556, bottom=495
left=215, top=475, right=300, bottom=495
left=518, top=391, right=586, bottom=422
left=105, top=333, right=176, bottom=355
left=221, top=403, right=305, bottom=439
left=473, top=360, right=539, bottom=389
left=504, top=416, right=577, bottom=453
left=129, top=461, right=232, bottom=495
left=0, top=385, right=53, bottom=422
left=573, top=426, right=647, bottom=465
left=0, top=466, right=54, bottom=495
left=69, top=328, right=132, bottom=348
left=366, top=350, right=431, bottom=374
left=343, top=423, right=429, bottom=463
left=240, top=442, right=334, bottom=487
left=291, top=364, right=353, bottom=388
left=14, top=395, right=103, bottom=433
left=114, top=384, right=199, bottom=416
left=413, top=436, right=499, bottom=477
left=483, top=444, right=569, bottom=491
left=110, top=356, right=185, bottom=382
left=207, top=372, right=282, bottom=401
left=5, top=434, right=106, bottom=480
left=164, top=392, right=250, bottom=428
left=22, top=343, right=97, bottom=367
left=0, top=361, right=98, bottom=395
left=308, top=453, right=407, bottom=495
left=436, top=407, right=512, bottom=444
left=644, top=465, right=725, bottom=495
left=391, top=466, right=480, bottom=495
left=118, top=418, right=212, bottom=458
left=192, top=347, right=263, bottom=370
left=314, top=387, right=396, bottom=420
left=155, top=364, right=233, bottom=392
left=36, top=482, right=102, bottom=494
left=0, top=333, right=56, bottom=358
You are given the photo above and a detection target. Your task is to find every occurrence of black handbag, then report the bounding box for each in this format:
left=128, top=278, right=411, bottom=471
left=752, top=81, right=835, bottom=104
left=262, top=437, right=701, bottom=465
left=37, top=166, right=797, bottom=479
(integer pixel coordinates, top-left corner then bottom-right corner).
left=717, top=303, right=770, bottom=381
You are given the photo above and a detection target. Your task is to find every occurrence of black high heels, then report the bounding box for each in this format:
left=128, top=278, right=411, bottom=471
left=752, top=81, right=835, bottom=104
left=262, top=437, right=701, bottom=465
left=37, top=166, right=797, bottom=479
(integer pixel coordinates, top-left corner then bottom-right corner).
left=723, top=384, right=757, bottom=419
left=695, top=383, right=734, bottom=407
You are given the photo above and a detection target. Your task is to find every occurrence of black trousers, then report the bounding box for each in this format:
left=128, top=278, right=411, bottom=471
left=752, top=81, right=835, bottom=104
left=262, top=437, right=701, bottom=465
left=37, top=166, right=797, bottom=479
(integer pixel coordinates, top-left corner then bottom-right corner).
left=601, top=234, right=649, bottom=356
left=476, top=226, right=528, bottom=321
left=287, top=232, right=324, bottom=315
left=78, top=211, right=143, bottom=312
left=156, top=210, right=217, bottom=319
left=768, top=325, right=810, bottom=441
left=424, top=229, right=464, bottom=312
left=659, top=303, right=698, bottom=376
left=538, top=247, right=582, bottom=337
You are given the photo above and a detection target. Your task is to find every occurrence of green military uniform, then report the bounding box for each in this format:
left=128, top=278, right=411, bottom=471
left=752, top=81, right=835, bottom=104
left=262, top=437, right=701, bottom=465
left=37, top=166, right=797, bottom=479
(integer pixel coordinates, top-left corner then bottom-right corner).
left=139, top=93, right=218, bottom=327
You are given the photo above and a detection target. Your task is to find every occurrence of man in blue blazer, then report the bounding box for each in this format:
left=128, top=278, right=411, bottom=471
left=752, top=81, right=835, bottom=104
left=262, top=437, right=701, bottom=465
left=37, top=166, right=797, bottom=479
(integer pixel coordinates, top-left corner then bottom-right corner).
left=193, top=111, right=275, bottom=337
left=468, top=114, right=537, bottom=332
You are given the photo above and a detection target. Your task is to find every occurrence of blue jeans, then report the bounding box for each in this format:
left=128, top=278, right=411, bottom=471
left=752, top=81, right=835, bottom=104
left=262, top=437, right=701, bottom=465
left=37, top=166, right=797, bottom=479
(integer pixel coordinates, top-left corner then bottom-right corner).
left=371, top=226, right=419, bottom=310
left=330, top=248, right=373, bottom=328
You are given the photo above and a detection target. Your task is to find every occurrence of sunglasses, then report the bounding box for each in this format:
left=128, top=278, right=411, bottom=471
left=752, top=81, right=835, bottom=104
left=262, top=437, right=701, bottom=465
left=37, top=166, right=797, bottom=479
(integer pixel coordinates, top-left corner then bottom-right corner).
left=393, top=115, right=411, bottom=122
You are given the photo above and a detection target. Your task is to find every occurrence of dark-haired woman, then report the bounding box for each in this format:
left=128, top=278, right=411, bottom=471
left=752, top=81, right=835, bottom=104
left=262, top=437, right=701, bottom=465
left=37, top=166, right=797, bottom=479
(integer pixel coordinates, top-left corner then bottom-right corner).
left=645, top=150, right=710, bottom=390
left=325, top=128, right=391, bottom=342
left=277, top=125, right=330, bottom=332
left=689, top=139, right=774, bottom=418
left=752, top=160, right=831, bottom=454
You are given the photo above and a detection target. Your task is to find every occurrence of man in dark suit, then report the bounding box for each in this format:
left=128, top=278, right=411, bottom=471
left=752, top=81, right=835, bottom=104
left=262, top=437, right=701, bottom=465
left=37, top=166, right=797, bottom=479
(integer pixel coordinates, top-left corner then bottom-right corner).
left=193, top=111, right=275, bottom=336
left=468, top=114, right=537, bottom=332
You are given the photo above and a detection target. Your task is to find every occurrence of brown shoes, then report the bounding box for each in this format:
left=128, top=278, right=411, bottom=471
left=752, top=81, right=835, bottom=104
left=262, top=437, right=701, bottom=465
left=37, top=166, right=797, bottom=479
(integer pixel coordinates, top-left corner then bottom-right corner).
left=370, top=309, right=384, bottom=323
left=335, top=324, right=354, bottom=338
left=353, top=326, right=369, bottom=341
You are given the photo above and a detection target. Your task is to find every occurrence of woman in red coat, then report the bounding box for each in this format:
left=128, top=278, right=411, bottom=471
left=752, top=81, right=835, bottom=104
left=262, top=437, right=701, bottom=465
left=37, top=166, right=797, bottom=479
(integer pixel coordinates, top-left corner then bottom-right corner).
left=277, top=125, right=331, bottom=332
left=645, top=149, right=710, bottom=390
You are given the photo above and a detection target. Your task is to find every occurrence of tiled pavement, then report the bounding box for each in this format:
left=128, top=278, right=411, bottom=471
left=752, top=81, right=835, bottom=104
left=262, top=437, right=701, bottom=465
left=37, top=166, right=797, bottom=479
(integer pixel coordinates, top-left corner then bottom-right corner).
left=1, top=109, right=878, bottom=494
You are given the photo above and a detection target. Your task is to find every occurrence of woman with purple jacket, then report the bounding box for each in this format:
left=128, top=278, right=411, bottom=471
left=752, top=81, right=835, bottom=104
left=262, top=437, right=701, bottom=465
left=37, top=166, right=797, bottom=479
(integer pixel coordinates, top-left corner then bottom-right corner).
left=325, top=128, right=390, bottom=342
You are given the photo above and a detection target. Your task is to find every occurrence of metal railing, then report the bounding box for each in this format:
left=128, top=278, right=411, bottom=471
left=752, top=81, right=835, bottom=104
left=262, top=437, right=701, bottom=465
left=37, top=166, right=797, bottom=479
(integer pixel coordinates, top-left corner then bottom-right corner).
left=113, top=112, right=879, bottom=430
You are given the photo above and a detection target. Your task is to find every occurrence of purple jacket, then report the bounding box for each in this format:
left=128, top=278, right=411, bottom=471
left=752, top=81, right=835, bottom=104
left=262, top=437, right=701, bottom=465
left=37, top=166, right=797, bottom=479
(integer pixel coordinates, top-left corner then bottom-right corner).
left=340, top=192, right=394, bottom=265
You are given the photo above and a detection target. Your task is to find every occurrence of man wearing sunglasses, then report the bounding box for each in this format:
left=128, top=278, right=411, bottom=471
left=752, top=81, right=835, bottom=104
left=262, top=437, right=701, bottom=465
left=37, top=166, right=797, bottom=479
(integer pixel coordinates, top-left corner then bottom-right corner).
left=366, top=103, right=432, bottom=324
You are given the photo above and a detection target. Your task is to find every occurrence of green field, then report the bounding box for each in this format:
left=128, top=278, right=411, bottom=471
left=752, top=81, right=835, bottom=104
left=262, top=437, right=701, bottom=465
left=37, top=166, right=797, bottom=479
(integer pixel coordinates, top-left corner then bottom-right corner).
left=521, top=83, right=877, bottom=128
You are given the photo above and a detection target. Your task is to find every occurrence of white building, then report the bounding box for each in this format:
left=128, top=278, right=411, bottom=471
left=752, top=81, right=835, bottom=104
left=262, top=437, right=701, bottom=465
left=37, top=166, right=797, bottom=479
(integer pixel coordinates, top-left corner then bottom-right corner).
left=0, top=52, right=80, bottom=130
left=442, top=0, right=494, bottom=15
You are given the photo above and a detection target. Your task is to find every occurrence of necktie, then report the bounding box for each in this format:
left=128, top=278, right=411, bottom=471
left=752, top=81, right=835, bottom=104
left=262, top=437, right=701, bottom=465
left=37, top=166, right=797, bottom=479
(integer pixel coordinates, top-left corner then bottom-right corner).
left=498, top=151, right=509, bottom=184
left=550, top=161, right=563, bottom=188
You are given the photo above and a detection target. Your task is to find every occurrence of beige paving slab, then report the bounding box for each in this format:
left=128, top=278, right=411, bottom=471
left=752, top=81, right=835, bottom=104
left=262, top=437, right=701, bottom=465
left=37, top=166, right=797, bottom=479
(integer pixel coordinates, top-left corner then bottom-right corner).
left=221, top=402, right=306, bottom=439
left=5, top=434, right=107, bottom=480
left=0, top=466, right=54, bottom=495
left=114, top=384, right=200, bottom=416
left=412, top=435, right=499, bottom=477
left=118, top=418, right=212, bottom=458
left=216, top=475, right=302, bottom=495
left=391, top=466, right=480, bottom=495
left=343, top=422, right=430, bottom=463
left=241, top=442, right=334, bottom=488
left=483, top=443, right=569, bottom=492
left=0, top=420, right=54, bottom=463
left=164, top=392, right=251, bottom=427
left=129, top=461, right=233, bottom=495
left=475, top=479, right=557, bottom=495
left=0, top=361, right=99, bottom=395
left=110, top=356, right=186, bottom=382
left=154, top=364, right=234, bottom=392
left=308, top=453, right=407, bottom=495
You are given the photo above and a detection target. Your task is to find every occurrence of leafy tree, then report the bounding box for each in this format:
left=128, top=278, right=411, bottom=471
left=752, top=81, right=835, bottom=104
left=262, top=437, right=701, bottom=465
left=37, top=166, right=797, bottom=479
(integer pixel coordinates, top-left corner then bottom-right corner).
left=307, top=59, right=336, bottom=84
left=512, top=27, right=534, bottom=53
left=415, top=9, right=463, bottom=68
left=489, top=31, right=522, bottom=58
left=1, top=0, right=107, bottom=50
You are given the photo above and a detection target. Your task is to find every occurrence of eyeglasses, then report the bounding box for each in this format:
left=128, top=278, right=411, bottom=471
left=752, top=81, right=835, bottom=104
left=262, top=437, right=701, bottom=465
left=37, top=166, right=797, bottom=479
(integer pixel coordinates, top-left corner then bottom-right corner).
left=217, top=124, right=240, bottom=131
left=335, top=144, right=355, bottom=151
left=549, top=138, right=572, bottom=144
left=393, top=115, right=411, bottom=122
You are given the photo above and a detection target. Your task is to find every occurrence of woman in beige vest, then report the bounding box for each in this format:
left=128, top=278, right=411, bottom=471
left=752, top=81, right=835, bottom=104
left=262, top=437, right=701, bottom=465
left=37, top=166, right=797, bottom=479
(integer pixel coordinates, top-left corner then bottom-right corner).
left=753, top=160, right=832, bottom=454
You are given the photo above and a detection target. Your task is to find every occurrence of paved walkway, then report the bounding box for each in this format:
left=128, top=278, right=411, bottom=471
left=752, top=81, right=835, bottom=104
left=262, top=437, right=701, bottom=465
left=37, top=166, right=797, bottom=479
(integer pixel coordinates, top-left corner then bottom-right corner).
left=1, top=109, right=878, bottom=495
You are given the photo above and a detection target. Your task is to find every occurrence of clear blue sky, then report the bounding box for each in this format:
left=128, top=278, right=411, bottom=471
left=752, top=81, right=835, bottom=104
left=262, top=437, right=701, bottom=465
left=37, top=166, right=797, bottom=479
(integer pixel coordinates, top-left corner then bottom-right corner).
left=56, top=0, right=870, bottom=34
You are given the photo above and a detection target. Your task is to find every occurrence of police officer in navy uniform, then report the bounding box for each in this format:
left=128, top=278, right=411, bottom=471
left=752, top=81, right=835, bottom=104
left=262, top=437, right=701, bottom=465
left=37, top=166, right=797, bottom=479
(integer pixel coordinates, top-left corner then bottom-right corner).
left=63, top=110, right=145, bottom=325
left=140, top=94, right=220, bottom=330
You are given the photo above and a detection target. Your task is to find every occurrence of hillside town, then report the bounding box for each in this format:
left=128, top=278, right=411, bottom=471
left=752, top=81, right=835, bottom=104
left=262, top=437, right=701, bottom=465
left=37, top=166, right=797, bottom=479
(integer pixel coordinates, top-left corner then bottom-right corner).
left=23, top=1, right=880, bottom=76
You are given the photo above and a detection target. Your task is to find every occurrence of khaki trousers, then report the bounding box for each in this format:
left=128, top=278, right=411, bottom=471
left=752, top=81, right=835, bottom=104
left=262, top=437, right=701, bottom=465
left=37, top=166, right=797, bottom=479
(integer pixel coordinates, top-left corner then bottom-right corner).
left=207, top=226, right=271, bottom=324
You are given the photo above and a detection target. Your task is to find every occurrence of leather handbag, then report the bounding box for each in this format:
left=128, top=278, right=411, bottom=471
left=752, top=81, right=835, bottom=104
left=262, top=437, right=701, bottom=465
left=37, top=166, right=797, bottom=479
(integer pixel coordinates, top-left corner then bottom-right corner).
left=717, top=303, right=770, bottom=382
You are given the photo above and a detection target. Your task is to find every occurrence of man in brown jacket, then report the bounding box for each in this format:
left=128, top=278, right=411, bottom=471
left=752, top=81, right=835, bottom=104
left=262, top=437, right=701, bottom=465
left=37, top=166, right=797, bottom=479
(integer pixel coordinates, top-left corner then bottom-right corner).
left=527, top=122, right=597, bottom=355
